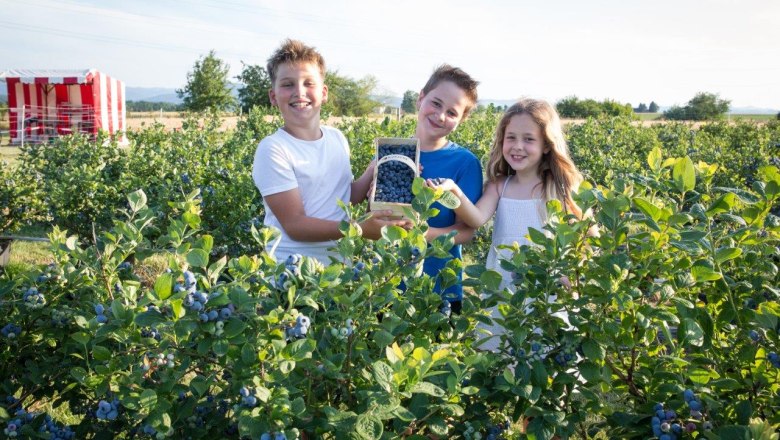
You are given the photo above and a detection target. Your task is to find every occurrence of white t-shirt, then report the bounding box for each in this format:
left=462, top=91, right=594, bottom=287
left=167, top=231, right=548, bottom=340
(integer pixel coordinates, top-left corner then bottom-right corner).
left=252, top=126, right=353, bottom=264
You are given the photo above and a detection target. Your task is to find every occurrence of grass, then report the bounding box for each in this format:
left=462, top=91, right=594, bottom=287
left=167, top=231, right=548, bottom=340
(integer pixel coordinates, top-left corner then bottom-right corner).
left=0, top=146, right=21, bottom=167
left=635, top=112, right=662, bottom=121
left=727, top=113, right=777, bottom=122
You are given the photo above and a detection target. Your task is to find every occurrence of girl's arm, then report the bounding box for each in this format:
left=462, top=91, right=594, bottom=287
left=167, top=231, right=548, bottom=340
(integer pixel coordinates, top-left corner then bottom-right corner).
left=426, top=179, right=501, bottom=228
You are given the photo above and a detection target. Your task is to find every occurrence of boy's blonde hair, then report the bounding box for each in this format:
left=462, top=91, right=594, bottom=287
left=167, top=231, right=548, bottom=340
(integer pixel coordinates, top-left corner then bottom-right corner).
left=486, top=98, right=584, bottom=217
left=266, top=39, right=326, bottom=85
left=421, top=64, right=479, bottom=117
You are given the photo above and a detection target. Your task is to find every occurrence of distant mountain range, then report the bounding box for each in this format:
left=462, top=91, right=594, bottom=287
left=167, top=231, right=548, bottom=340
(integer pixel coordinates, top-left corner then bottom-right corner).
left=1, top=88, right=777, bottom=115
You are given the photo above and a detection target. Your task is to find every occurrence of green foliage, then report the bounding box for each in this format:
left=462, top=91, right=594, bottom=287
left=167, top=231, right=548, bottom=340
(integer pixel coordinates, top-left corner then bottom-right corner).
left=2, top=154, right=779, bottom=439
left=0, top=159, right=47, bottom=234
left=401, top=90, right=419, bottom=114
left=177, top=50, right=237, bottom=112
left=664, top=92, right=731, bottom=121
left=236, top=61, right=272, bottom=113
left=467, top=155, right=780, bottom=439
left=126, top=101, right=183, bottom=112
left=649, top=101, right=660, bottom=113
left=324, top=71, right=380, bottom=116
left=556, top=95, right=636, bottom=119
left=635, top=103, right=648, bottom=113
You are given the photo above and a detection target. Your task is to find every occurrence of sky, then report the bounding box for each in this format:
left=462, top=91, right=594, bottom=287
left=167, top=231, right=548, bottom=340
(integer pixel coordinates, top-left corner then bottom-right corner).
left=1, top=0, right=779, bottom=110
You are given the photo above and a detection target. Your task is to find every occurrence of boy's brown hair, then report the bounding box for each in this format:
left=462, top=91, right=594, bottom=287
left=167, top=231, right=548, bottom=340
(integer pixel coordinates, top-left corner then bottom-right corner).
left=266, top=39, right=326, bottom=85
left=421, top=64, right=479, bottom=117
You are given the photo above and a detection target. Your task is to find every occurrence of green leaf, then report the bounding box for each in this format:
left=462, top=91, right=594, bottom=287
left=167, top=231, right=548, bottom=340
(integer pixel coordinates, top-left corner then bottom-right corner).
left=381, top=225, right=407, bottom=242
left=581, top=338, right=605, bottom=361
left=647, top=146, right=663, bottom=172
left=355, top=413, right=383, bottom=440
left=715, top=247, right=742, bottom=264
left=186, top=249, right=209, bottom=268
left=715, top=426, right=750, bottom=440
left=127, top=189, right=148, bottom=213
left=409, top=381, right=445, bottom=397
left=212, top=339, right=229, bottom=356
left=92, top=345, right=111, bottom=361
left=735, top=400, right=752, bottom=425
left=223, top=318, right=247, bottom=339
left=633, top=197, right=662, bottom=222
left=153, top=272, right=174, bottom=301
left=71, top=331, right=90, bottom=345
left=707, top=192, right=737, bottom=216
left=679, top=318, right=704, bottom=347
left=170, top=299, right=185, bottom=320
left=283, top=338, right=315, bottom=361
left=135, top=311, right=167, bottom=327
left=691, top=265, right=722, bottom=282
left=279, top=360, right=295, bottom=375
left=190, top=376, right=209, bottom=396
left=139, top=389, right=157, bottom=412
left=372, top=361, right=394, bottom=393
left=479, top=270, right=503, bottom=292
left=673, top=156, right=696, bottom=193
left=527, top=227, right=548, bottom=245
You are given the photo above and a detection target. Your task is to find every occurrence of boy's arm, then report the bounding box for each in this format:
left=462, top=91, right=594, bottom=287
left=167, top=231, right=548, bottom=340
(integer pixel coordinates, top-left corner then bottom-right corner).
left=350, top=160, right=375, bottom=204
left=265, top=188, right=406, bottom=241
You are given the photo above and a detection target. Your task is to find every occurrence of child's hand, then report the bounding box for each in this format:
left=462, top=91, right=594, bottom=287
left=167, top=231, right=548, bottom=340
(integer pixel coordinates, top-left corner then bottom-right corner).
left=426, top=177, right=458, bottom=193
left=359, top=210, right=413, bottom=240
left=426, top=178, right=464, bottom=206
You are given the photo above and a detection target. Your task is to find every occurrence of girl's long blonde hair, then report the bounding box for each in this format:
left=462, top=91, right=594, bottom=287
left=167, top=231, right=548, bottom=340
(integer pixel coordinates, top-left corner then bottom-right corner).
left=485, top=98, right=584, bottom=218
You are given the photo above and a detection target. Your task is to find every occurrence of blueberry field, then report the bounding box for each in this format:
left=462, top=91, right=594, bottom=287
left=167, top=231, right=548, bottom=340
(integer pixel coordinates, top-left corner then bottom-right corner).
left=1, top=108, right=780, bottom=439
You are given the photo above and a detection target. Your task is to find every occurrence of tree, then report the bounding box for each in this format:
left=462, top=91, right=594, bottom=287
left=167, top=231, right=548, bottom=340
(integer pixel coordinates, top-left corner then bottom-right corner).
left=635, top=103, right=648, bottom=113
left=664, top=92, right=730, bottom=121
left=324, top=71, right=379, bottom=116
left=556, top=96, right=634, bottom=119
left=648, top=101, right=660, bottom=113
left=236, top=62, right=271, bottom=113
left=177, top=50, right=236, bottom=112
left=401, top=90, right=419, bottom=114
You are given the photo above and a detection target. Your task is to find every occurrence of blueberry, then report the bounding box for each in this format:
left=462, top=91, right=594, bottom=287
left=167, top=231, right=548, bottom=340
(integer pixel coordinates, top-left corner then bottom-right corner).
left=94, top=304, right=105, bottom=315
left=220, top=308, right=232, bottom=320
left=683, top=389, right=695, bottom=402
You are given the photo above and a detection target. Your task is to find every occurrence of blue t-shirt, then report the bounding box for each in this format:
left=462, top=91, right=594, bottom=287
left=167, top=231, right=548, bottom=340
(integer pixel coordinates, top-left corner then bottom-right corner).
left=420, top=142, right=483, bottom=302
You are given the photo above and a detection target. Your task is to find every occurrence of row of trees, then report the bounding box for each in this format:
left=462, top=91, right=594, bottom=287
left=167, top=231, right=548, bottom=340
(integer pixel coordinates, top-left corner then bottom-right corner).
left=553, top=93, right=733, bottom=121
left=664, top=92, right=730, bottom=120
left=176, top=50, right=380, bottom=116
left=555, top=96, right=635, bottom=118
left=633, top=101, right=660, bottom=113
left=126, top=101, right=184, bottom=112
left=169, top=50, right=742, bottom=121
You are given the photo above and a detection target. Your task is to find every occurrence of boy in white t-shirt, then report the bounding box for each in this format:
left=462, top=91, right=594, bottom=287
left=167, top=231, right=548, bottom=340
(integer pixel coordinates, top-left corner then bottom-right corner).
left=252, top=39, right=406, bottom=264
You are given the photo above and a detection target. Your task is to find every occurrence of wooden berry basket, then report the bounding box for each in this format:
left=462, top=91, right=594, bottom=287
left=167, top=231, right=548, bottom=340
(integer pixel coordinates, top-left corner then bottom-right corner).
left=369, top=137, right=420, bottom=219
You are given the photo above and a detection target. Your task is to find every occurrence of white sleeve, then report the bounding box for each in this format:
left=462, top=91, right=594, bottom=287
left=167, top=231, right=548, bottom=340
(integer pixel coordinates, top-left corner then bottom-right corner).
left=252, top=138, right=298, bottom=196
left=334, top=127, right=354, bottom=180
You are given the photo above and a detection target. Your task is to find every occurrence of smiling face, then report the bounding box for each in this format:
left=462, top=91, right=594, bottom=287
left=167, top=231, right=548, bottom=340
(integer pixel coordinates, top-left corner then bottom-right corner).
left=502, top=113, right=549, bottom=176
left=269, top=61, right=328, bottom=135
left=415, top=80, right=470, bottom=149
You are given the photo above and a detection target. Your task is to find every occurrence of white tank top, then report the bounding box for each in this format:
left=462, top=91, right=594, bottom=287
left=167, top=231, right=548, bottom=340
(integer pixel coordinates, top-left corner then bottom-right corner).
left=485, top=177, right=544, bottom=291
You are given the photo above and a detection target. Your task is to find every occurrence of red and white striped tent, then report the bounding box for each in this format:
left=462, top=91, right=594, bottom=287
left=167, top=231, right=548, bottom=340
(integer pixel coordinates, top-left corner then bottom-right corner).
left=1, top=68, right=126, bottom=144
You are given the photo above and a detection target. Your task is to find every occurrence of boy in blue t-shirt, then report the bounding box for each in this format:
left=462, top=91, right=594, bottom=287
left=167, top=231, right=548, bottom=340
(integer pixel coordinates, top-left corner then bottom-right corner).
left=414, top=65, right=483, bottom=314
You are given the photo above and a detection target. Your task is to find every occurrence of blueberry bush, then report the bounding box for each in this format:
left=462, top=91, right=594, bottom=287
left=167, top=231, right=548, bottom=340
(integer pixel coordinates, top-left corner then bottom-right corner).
left=2, top=110, right=780, bottom=439
left=464, top=149, right=780, bottom=438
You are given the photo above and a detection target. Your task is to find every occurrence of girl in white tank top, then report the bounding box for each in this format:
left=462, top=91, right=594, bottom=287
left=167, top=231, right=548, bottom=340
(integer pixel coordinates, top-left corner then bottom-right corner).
left=426, top=98, right=588, bottom=352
